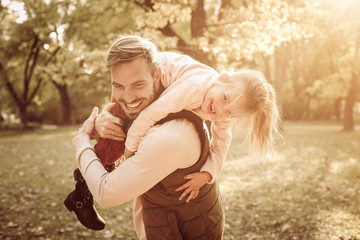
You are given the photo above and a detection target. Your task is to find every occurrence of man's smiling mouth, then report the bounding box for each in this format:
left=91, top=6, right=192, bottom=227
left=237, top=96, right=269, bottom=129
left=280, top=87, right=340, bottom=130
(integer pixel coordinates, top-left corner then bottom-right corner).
left=126, top=100, right=143, bottom=110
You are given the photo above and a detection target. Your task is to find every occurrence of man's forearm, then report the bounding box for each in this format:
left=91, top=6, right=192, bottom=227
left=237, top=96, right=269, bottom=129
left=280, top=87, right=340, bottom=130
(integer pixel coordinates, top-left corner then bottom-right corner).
left=73, top=119, right=201, bottom=209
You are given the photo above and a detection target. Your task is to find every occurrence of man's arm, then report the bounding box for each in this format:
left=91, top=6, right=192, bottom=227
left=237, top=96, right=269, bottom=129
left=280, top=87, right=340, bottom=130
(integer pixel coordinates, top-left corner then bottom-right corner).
left=73, top=119, right=201, bottom=208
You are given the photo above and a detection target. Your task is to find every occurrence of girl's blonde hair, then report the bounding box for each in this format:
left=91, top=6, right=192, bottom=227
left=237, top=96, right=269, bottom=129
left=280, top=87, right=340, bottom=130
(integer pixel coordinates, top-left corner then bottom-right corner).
left=215, top=69, right=281, bottom=157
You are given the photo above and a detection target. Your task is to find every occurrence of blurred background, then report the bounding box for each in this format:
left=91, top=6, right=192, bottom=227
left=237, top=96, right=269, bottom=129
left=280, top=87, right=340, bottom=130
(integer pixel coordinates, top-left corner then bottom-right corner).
left=1, top=1, right=360, bottom=239
left=0, top=0, right=359, bottom=130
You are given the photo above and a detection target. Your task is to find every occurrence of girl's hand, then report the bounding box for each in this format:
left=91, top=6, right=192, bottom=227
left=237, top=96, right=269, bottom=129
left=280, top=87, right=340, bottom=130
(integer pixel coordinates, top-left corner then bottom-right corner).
left=175, top=171, right=212, bottom=203
left=78, top=107, right=99, bottom=136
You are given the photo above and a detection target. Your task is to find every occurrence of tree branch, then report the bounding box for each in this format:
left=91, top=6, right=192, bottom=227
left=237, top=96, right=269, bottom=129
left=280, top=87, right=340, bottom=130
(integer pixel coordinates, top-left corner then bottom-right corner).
left=23, top=34, right=39, bottom=102
left=28, top=75, right=43, bottom=104
left=45, top=46, right=61, bottom=66
left=129, top=0, right=154, bottom=12
left=24, top=34, right=39, bottom=83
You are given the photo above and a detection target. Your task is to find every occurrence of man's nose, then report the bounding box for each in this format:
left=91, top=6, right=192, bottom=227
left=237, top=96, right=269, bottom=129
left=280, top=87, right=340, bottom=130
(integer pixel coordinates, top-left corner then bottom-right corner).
left=124, top=88, right=136, bottom=103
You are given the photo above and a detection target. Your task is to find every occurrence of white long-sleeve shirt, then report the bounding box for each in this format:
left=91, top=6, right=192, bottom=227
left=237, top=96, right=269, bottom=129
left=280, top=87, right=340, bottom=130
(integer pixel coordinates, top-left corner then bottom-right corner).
left=125, top=52, right=232, bottom=181
left=73, top=118, right=201, bottom=239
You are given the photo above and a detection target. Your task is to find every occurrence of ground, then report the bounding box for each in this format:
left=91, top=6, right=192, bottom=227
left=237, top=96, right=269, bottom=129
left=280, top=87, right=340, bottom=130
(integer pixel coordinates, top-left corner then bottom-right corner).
left=0, top=122, right=359, bottom=240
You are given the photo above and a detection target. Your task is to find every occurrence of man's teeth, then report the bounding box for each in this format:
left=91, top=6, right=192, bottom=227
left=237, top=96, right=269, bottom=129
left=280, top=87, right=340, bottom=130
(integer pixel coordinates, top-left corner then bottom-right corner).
left=126, top=101, right=142, bottom=109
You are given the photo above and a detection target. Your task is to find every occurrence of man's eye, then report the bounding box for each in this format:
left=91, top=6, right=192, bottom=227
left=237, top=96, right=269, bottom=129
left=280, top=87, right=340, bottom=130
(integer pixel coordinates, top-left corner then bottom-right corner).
left=114, top=85, right=124, bottom=89
left=133, top=84, right=144, bottom=88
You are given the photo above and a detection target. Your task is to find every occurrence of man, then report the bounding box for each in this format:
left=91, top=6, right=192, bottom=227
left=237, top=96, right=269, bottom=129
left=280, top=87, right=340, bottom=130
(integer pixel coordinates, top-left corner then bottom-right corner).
left=72, top=35, right=224, bottom=239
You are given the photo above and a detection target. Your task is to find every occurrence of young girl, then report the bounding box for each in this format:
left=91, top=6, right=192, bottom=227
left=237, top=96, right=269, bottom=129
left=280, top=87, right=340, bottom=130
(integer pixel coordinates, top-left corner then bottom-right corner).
left=124, top=51, right=281, bottom=202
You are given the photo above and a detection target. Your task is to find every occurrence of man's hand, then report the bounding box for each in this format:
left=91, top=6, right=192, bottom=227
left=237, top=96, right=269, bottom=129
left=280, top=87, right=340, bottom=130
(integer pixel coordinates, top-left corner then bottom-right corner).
left=78, top=107, right=98, bottom=136
left=175, top=171, right=212, bottom=203
left=94, top=102, right=126, bottom=141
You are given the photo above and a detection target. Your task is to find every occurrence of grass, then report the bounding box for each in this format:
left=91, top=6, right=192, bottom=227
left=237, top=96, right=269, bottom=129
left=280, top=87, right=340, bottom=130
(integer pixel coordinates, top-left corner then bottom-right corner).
left=0, top=122, right=359, bottom=240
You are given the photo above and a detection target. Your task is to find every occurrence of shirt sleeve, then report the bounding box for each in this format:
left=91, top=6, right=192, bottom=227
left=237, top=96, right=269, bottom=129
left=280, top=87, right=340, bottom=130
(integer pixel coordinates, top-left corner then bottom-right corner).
left=73, top=119, right=201, bottom=208
left=125, top=80, right=204, bottom=152
left=200, top=121, right=232, bottom=183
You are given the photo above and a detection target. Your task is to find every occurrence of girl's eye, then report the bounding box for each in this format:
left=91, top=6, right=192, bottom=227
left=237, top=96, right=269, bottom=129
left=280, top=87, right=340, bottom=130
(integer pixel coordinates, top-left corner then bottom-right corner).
left=223, top=94, right=228, bottom=102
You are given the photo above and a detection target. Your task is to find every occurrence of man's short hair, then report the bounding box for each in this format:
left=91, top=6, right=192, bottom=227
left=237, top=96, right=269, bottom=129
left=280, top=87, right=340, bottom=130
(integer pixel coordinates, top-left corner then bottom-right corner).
left=106, top=35, right=158, bottom=75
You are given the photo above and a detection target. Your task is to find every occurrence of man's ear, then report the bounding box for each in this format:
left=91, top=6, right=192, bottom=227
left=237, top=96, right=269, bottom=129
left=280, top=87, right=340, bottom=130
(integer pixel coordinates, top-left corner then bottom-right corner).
left=153, top=67, right=161, bottom=89
left=217, top=73, right=229, bottom=81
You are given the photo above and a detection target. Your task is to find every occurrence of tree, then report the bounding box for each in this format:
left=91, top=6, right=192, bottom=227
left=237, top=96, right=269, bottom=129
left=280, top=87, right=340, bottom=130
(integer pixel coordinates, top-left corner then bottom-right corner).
left=0, top=0, right=66, bottom=128
left=343, top=23, right=360, bottom=131
left=3, top=0, right=359, bottom=126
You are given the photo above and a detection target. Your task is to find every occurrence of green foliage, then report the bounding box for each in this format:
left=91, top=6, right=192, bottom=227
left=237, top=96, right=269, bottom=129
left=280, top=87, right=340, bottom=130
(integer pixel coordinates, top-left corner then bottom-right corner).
left=1, top=0, right=360, bottom=124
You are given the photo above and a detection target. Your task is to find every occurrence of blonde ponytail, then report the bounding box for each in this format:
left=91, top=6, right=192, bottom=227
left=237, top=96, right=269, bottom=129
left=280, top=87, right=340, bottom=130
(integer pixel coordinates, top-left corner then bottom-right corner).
left=209, top=69, right=281, bottom=158
left=235, top=70, right=281, bottom=158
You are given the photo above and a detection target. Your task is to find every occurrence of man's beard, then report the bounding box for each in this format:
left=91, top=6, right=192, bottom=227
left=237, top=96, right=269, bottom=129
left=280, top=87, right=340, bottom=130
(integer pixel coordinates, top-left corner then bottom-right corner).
left=115, top=83, right=158, bottom=121
left=114, top=98, right=142, bottom=121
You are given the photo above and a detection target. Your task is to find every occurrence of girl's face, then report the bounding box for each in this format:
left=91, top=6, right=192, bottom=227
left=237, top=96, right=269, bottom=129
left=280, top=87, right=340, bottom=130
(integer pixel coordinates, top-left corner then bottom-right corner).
left=201, top=74, right=245, bottom=122
left=201, top=85, right=225, bottom=121
left=201, top=84, right=237, bottom=122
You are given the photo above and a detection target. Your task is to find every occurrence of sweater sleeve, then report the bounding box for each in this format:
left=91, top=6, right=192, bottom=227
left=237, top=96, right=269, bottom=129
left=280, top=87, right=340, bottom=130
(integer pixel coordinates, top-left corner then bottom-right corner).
left=200, top=121, right=232, bottom=183
left=73, top=119, right=201, bottom=208
left=125, top=80, right=204, bottom=152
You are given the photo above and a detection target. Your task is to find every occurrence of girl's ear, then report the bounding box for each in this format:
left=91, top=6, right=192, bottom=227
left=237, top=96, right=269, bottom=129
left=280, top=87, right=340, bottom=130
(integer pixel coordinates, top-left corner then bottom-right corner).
left=217, top=73, right=229, bottom=81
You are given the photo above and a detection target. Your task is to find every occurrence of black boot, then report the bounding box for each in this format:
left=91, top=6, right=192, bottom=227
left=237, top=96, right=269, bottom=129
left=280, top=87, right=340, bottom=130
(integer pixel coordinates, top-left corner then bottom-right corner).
left=64, top=168, right=105, bottom=231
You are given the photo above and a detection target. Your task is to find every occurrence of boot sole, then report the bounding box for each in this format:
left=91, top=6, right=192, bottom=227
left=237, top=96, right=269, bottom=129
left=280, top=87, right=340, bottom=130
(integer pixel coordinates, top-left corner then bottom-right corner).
left=63, top=198, right=105, bottom=231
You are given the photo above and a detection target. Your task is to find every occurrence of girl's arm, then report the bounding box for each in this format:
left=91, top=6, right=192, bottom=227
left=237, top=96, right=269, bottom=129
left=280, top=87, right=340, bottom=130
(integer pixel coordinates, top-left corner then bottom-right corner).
left=175, top=121, right=232, bottom=202
left=125, top=80, right=204, bottom=152
left=200, top=121, right=232, bottom=183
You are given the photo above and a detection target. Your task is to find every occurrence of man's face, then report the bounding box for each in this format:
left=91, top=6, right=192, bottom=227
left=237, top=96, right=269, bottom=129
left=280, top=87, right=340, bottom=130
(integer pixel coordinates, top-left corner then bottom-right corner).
left=111, top=57, right=158, bottom=120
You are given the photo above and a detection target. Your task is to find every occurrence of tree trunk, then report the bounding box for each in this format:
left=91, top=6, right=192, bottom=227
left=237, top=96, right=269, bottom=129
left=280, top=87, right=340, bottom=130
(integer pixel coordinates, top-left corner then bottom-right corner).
left=334, top=97, right=342, bottom=121
left=0, top=63, right=27, bottom=129
left=343, top=73, right=358, bottom=131
left=218, top=0, right=231, bottom=20
left=191, top=0, right=205, bottom=38
left=18, top=105, right=28, bottom=129
left=262, top=55, right=272, bottom=84
left=52, top=81, right=72, bottom=125
left=0, top=34, right=43, bottom=129
left=343, top=23, right=360, bottom=131
left=137, top=0, right=214, bottom=67
left=274, top=43, right=290, bottom=103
